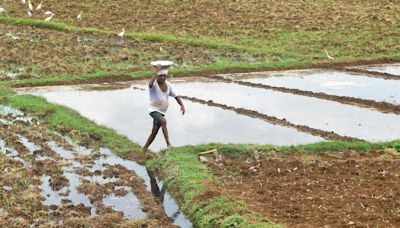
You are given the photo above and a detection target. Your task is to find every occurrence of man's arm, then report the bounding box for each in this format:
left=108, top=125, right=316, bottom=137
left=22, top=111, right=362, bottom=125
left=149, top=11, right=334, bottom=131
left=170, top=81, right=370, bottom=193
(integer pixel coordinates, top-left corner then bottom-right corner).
left=149, top=64, right=162, bottom=88
left=175, top=96, right=185, bottom=115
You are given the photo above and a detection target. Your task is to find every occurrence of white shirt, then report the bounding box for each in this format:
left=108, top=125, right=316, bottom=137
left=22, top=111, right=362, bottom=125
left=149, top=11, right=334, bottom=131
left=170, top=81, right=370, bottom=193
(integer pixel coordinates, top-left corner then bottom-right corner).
left=148, top=80, right=177, bottom=115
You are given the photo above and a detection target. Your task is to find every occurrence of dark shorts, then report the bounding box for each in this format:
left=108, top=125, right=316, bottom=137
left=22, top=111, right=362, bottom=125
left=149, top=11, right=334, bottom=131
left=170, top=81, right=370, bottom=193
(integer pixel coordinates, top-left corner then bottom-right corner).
left=149, top=111, right=164, bottom=127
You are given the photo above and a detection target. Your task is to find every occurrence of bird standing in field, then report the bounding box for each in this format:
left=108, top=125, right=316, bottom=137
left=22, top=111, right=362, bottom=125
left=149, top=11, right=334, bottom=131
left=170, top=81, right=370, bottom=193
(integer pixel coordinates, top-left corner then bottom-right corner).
left=28, top=0, right=33, bottom=11
left=44, top=11, right=54, bottom=22
left=36, top=1, right=42, bottom=11
left=27, top=10, right=32, bottom=17
left=21, top=0, right=26, bottom=5
left=118, top=28, right=125, bottom=38
left=324, top=49, right=335, bottom=61
left=77, top=11, right=83, bottom=21
left=0, top=7, right=6, bottom=14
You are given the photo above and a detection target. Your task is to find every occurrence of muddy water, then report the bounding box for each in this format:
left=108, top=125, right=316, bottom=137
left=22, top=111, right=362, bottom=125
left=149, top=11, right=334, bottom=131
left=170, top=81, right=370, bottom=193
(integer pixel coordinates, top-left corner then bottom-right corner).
left=171, top=81, right=400, bottom=142
left=26, top=86, right=323, bottom=151
left=361, top=64, right=400, bottom=76
left=238, top=70, right=400, bottom=104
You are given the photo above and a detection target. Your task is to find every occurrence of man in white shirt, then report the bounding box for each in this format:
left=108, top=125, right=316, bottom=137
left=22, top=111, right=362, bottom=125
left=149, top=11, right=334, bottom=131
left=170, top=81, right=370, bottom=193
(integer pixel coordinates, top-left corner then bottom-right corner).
left=142, top=64, right=185, bottom=153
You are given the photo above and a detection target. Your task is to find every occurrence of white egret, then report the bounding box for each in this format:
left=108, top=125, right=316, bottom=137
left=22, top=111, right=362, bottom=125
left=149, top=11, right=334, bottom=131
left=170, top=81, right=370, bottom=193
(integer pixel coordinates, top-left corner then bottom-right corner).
left=77, top=11, right=82, bottom=21
left=0, top=7, right=6, bottom=14
left=44, top=14, right=54, bottom=22
left=21, top=0, right=26, bottom=5
left=35, top=1, right=42, bottom=11
left=324, top=49, right=335, bottom=61
left=28, top=0, right=33, bottom=11
left=118, top=28, right=125, bottom=38
left=27, top=10, right=32, bottom=17
left=44, top=10, right=54, bottom=16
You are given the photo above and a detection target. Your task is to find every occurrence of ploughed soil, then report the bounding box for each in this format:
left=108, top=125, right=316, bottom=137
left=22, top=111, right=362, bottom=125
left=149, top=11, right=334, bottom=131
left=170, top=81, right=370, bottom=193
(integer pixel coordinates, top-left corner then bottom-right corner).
left=0, top=107, right=176, bottom=227
left=0, top=23, right=260, bottom=79
left=206, top=149, right=400, bottom=227
left=3, top=0, right=400, bottom=40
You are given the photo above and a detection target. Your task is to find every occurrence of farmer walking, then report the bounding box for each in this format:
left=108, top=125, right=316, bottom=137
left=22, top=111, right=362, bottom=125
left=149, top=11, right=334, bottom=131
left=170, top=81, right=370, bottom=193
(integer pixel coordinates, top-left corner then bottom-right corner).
left=141, top=64, right=185, bottom=153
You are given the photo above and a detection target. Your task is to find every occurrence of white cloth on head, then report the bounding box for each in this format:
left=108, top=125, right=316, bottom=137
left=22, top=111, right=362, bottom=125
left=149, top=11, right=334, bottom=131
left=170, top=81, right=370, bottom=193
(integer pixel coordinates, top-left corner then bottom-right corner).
left=157, top=69, right=168, bottom=75
left=148, top=80, right=177, bottom=115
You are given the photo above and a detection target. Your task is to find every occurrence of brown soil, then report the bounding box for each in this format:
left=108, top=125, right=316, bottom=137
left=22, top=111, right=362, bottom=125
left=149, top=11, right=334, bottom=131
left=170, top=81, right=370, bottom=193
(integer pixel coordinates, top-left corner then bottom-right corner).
left=209, top=74, right=400, bottom=115
left=0, top=23, right=257, bottom=79
left=3, top=0, right=400, bottom=40
left=206, top=149, right=400, bottom=227
left=181, top=95, right=362, bottom=142
left=0, top=109, right=176, bottom=227
left=345, top=68, right=400, bottom=80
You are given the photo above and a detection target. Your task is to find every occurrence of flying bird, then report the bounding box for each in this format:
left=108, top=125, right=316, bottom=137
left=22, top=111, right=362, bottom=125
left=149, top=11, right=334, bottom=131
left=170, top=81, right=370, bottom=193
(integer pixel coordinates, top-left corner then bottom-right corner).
left=35, top=1, right=42, bottom=11
left=0, top=7, right=6, bottom=13
left=28, top=0, right=33, bottom=11
left=77, top=11, right=82, bottom=21
left=324, top=49, right=335, bottom=61
left=118, top=28, right=125, bottom=38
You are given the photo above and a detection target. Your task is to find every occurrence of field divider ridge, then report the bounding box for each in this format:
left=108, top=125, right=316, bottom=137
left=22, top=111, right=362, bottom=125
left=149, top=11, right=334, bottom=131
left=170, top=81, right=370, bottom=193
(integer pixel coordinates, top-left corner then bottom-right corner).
left=180, top=95, right=363, bottom=142
left=207, top=75, right=400, bottom=115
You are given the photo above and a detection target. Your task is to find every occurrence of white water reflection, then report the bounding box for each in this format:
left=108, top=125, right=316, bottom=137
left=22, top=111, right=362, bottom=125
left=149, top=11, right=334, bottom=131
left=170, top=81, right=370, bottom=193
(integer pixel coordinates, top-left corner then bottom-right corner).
left=26, top=86, right=323, bottom=151
left=239, top=69, right=400, bottom=104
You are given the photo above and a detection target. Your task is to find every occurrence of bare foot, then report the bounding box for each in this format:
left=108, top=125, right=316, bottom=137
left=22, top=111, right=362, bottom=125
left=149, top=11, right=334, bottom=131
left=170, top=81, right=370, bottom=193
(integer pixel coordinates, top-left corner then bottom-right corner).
left=167, top=144, right=174, bottom=148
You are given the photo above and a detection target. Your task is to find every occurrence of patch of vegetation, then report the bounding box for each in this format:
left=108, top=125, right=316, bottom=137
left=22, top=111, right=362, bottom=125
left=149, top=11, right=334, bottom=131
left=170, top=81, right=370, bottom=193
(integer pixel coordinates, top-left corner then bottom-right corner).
left=150, top=144, right=280, bottom=227
left=0, top=87, right=140, bottom=155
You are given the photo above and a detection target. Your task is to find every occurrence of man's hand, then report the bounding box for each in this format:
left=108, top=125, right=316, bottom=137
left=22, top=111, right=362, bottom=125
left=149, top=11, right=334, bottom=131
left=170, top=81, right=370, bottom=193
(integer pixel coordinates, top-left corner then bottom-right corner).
left=180, top=105, right=185, bottom=115
left=155, top=64, right=162, bottom=72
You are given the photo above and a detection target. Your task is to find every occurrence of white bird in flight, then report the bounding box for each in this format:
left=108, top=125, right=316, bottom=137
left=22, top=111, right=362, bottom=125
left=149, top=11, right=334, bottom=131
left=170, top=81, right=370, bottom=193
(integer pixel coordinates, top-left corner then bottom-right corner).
left=118, top=28, right=125, bottom=38
left=324, top=49, right=335, bottom=61
left=35, top=1, right=42, bottom=11
left=77, top=11, right=82, bottom=21
left=28, top=0, right=33, bottom=11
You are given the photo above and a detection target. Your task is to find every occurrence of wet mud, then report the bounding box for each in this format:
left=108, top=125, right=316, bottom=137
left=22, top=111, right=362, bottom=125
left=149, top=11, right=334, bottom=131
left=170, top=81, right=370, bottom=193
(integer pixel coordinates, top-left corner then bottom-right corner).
left=209, top=75, right=400, bottom=115
left=0, top=106, right=179, bottom=227
left=345, top=68, right=400, bottom=80
left=207, top=150, right=400, bottom=227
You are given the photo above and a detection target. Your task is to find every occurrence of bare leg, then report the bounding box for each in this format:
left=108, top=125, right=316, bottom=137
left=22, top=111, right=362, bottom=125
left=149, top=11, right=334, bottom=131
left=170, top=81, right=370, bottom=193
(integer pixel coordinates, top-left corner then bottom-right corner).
left=159, top=117, right=172, bottom=147
left=142, top=124, right=160, bottom=152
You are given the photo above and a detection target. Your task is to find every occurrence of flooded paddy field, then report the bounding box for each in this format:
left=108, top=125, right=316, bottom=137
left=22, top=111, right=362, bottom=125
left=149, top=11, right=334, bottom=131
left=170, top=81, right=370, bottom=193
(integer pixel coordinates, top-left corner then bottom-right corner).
left=360, top=64, right=400, bottom=76
left=25, top=84, right=323, bottom=151
left=233, top=69, right=400, bottom=105
left=0, top=105, right=190, bottom=227
left=171, top=80, right=400, bottom=142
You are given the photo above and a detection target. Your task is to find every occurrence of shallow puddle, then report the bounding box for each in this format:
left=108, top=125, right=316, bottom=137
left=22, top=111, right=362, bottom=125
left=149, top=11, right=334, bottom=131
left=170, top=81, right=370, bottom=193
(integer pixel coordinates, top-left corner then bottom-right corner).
left=361, top=64, right=400, bottom=76
left=26, top=86, right=323, bottom=151
left=237, top=69, right=400, bottom=104
left=170, top=81, right=400, bottom=142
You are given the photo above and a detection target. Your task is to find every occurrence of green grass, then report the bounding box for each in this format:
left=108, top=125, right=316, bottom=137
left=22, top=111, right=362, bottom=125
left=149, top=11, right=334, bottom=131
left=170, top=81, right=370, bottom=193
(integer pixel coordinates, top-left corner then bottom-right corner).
left=0, top=87, right=140, bottom=155
left=151, top=140, right=399, bottom=227
left=150, top=144, right=280, bottom=227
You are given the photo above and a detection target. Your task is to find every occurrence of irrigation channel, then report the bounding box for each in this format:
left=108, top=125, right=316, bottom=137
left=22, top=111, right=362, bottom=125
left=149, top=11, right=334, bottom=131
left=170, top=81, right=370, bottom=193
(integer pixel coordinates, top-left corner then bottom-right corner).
left=15, top=63, right=400, bottom=226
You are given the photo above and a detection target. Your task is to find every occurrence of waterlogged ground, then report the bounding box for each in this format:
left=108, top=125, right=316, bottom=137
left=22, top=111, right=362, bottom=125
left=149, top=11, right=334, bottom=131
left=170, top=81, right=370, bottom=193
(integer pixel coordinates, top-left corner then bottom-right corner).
left=361, top=64, right=400, bottom=76
left=0, top=105, right=190, bottom=227
left=205, top=149, right=400, bottom=227
left=25, top=83, right=323, bottom=151
left=236, top=69, right=400, bottom=104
